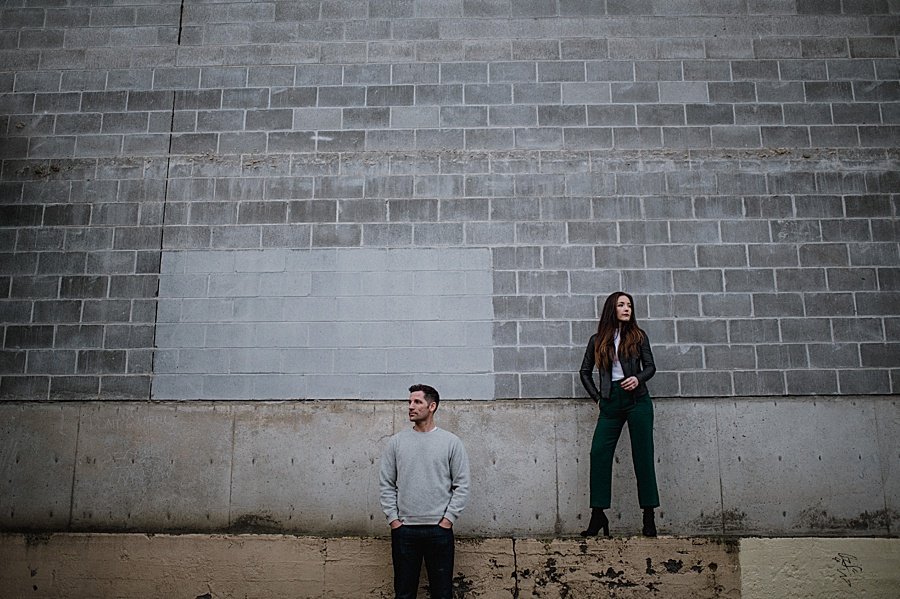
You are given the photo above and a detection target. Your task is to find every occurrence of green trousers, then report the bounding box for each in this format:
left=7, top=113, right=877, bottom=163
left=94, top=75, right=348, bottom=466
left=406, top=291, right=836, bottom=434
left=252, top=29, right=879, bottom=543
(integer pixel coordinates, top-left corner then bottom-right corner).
left=589, top=381, right=660, bottom=509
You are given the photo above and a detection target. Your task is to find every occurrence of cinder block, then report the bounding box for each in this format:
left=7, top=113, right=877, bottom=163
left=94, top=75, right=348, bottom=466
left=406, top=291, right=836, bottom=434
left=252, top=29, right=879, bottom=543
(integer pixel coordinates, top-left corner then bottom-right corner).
left=733, top=369, right=785, bottom=395
left=768, top=218, right=820, bottom=244
left=704, top=343, right=756, bottom=370
left=643, top=244, right=693, bottom=268
left=540, top=197, right=592, bottom=221
left=750, top=292, right=804, bottom=318
left=609, top=38, right=659, bottom=60
left=613, top=126, right=662, bottom=148
left=850, top=37, right=897, bottom=58
left=672, top=269, right=722, bottom=293
left=516, top=372, right=570, bottom=398
left=512, top=82, right=561, bottom=104
left=565, top=221, right=617, bottom=245
left=611, top=82, right=659, bottom=103
left=413, top=83, right=463, bottom=106
left=745, top=245, right=796, bottom=268
left=637, top=104, right=685, bottom=126
left=439, top=105, right=487, bottom=127
left=680, top=371, right=733, bottom=396
left=388, top=198, right=438, bottom=221
left=807, top=343, right=860, bottom=368
left=677, top=319, right=729, bottom=343
left=659, top=81, right=708, bottom=102
left=860, top=343, right=900, bottom=368
left=840, top=369, right=892, bottom=394
left=587, top=104, right=636, bottom=125
left=621, top=269, right=671, bottom=293
left=781, top=317, right=833, bottom=342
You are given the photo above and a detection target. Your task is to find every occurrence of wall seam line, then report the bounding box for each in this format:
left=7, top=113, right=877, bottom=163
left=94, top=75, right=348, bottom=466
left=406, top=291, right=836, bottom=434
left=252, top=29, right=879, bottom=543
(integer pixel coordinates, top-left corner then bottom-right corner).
left=148, top=0, right=185, bottom=401
left=714, top=400, right=726, bottom=536
left=66, top=405, right=83, bottom=530
left=226, top=409, right=236, bottom=527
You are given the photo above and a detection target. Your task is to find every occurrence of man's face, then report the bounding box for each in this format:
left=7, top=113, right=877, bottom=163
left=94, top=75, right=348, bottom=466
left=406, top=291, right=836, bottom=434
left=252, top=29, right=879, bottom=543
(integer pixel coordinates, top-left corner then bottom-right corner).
left=408, top=391, right=434, bottom=423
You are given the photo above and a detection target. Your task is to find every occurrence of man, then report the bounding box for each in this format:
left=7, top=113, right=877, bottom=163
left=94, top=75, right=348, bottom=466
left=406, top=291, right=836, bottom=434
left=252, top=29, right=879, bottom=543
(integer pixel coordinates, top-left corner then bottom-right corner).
left=379, top=384, right=470, bottom=599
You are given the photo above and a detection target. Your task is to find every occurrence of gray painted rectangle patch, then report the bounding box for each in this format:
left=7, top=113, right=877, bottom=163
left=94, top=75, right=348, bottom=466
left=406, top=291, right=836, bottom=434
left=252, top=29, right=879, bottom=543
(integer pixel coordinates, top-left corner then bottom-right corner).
left=154, top=248, right=493, bottom=399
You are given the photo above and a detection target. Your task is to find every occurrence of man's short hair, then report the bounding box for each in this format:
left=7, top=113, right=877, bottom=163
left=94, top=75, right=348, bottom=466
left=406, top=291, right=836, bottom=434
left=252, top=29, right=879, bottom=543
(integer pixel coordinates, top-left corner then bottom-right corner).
left=409, top=383, right=440, bottom=408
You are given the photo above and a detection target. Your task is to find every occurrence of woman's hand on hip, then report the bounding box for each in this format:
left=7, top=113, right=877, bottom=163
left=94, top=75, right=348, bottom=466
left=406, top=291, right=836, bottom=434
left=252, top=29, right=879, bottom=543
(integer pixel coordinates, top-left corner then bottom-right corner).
left=621, top=376, right=639, bottom=391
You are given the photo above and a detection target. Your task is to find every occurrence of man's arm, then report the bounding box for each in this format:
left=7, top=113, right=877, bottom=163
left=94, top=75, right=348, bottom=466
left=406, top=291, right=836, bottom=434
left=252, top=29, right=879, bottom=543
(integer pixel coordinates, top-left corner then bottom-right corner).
left=441, top=438, right=470, bottom=526
left=378, top=438, right=400, bottom=526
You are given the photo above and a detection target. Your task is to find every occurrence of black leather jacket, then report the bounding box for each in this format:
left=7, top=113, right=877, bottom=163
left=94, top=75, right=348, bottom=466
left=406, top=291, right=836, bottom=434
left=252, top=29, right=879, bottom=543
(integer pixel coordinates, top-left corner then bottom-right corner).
left=579, top=332, right=656, bottom=402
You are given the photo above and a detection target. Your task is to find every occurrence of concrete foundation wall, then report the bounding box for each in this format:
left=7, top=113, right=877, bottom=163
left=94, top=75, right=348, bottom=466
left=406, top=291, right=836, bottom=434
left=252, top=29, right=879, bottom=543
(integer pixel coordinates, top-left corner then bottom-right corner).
left=3, top=533, right=899, bottom=598
left=1, top=398, right=896, bottom=537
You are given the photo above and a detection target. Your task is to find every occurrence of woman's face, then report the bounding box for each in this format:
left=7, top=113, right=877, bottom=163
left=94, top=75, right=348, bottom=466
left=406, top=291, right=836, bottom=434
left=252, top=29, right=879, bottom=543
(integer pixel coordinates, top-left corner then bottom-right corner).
left=615, top=295, right=632, bottom=323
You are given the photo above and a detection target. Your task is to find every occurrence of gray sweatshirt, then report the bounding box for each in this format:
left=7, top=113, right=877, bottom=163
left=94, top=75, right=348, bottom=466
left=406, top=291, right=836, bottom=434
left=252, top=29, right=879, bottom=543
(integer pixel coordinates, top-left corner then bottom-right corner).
left=379, top=427, right=470, bottom=526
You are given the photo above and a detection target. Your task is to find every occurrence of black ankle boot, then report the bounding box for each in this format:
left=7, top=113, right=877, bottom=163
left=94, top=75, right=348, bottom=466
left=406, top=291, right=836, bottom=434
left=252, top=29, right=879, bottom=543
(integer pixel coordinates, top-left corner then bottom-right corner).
left=642, top=508, right=657, bottom=537
left=580, top=508, right=610, bottom=537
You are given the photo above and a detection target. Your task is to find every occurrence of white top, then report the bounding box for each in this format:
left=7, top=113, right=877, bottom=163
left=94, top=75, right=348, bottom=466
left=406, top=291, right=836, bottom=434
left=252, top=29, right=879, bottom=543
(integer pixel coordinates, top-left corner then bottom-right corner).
left=611, top=330, right=624, bottom=380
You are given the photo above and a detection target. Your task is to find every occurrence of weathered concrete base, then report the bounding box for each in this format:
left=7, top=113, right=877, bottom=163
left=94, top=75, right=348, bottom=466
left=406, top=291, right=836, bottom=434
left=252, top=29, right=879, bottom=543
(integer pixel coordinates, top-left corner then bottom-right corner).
left=0, top=533, right=739, bottom=598
left=4, top=534, right=899, bottom=598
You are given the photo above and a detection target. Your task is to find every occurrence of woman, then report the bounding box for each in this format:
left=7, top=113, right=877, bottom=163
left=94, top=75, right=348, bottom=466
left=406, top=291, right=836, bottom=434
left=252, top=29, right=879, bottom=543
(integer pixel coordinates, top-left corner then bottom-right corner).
left=579, top=291, right=659, bottom=537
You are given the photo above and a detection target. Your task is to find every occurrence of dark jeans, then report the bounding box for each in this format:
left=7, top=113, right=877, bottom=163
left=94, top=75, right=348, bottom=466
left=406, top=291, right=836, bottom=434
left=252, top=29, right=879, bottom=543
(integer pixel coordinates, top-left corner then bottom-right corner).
left=390, top=524, right=454, bottom=599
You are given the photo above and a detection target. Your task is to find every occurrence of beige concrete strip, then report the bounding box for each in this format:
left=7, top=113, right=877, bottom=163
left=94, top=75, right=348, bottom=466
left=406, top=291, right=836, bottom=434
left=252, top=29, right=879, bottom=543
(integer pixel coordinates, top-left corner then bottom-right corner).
left=1, top=533, right=742, bottom=598
left=740, top=538, right=900, bottom=599
left=3, top=533, right=326, bottom=598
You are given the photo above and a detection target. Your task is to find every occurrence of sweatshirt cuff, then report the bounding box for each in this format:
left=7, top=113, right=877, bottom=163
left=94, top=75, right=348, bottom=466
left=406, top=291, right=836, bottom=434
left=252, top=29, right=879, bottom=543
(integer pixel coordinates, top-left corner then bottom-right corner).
left=443, top=512, right=458, bottom=524
left=386, top=512, right=399, bottom=523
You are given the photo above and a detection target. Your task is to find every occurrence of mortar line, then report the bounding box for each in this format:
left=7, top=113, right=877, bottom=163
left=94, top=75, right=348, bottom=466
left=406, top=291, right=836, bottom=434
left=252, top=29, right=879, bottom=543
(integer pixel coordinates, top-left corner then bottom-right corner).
left=149, top=0, right=185, bottom=400
left=871, top=398, right=891, bottom=535
left=553, top=405, right=560, bottom=536
left=66, top=405, right=83, bottom=529
left=147, top=90, right=176, bottom=400
left=227, top=411, right=236, bottom=527
left=714, top=400, right=726, bottom=536
left=176, top=0, right=185, bottom=46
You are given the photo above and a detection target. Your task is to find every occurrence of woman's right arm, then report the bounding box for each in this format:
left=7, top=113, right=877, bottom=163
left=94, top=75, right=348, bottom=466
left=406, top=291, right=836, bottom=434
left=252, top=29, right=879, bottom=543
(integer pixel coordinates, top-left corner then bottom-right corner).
left=579, top=335, right=600, bottom=402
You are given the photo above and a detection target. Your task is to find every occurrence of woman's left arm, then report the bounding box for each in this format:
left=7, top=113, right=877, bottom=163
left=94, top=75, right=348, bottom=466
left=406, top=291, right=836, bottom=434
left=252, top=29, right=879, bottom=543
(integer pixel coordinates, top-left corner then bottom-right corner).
left=634, top=333, right=656, bottom=383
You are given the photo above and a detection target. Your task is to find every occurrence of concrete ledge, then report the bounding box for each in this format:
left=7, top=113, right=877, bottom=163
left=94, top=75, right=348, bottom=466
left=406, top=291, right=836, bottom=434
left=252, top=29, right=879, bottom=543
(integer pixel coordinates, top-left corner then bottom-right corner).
left=1, top=533, right=739, bottom=599
left=3, top=533, right=899, bottom=598
left=1, top=398, right=897, bottom=536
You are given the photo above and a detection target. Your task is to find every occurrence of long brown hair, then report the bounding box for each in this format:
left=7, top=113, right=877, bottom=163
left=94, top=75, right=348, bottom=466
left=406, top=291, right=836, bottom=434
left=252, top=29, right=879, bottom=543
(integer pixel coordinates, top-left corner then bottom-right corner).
left=594, top=291, right=645, bottom=371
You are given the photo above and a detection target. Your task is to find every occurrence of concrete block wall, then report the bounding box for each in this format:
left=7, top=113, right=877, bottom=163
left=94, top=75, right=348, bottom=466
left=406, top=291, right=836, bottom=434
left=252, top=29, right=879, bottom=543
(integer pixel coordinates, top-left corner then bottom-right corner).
left=0, top=1, right=898, bottom=535
left=1, top=1, right=898, bottom=401
left=1, top=2, right=899, bottom=401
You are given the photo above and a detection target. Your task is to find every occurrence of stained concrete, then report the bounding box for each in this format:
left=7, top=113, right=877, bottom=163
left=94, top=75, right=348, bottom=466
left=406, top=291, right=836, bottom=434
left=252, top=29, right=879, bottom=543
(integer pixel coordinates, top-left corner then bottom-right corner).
left=438, top=401, right=560, bottom=537
left=515, top=537, right=740, bottom=598
left=5, top=533, right=899, bottom=598
left=0, top=533, right=740, bottom=599
left=873, top=398, right=899, bottom=525
left=715, top=400, right=889, bottom=535
left=740, top=537, right=900, bottom=599
left=0, top=403, right=79, bottom=530
left=229, top=401, right=394, bottom=536
left=70, top=403, right=233, bottom=531
left=1, top=398, right=896, bottom=537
